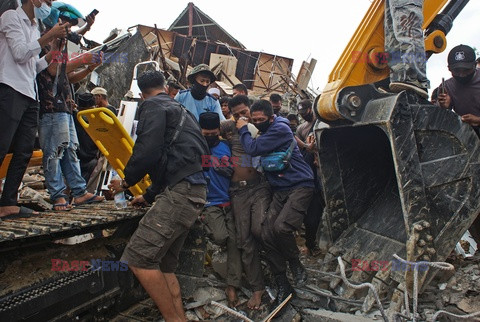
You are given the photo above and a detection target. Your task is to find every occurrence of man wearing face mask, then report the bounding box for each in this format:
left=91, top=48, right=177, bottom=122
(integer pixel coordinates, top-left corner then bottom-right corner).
left=236, top=100, right=314, bottom=308
left=438, top=44, right=480, bottom=137
left=286, top=114, right=299, bottom=133
left=199, top=112, right=242, bottom=308
left=175, top=64, right=225, bottom=121
left=269, top=93, right=283, bottom=116
left=295, top=99, right=325, bottom=256
left=438, top=44, right=480, bottom=245
left=0, top=0, right=68, bottom=219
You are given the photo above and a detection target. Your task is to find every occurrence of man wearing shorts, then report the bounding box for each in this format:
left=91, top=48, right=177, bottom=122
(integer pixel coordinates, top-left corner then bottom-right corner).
left=109, top=70, right=208, bottom=322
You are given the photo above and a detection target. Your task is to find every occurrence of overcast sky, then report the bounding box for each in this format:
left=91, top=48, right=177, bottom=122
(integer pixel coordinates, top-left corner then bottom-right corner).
left=67, top=0, right=479, bottom=96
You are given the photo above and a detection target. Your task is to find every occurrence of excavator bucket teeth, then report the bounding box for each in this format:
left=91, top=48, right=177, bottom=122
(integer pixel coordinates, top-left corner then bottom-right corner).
left=316, top=92, right=480, bottom=285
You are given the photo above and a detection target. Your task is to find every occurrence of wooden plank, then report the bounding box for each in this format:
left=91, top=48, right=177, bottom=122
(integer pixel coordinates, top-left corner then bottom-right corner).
left=296, top=58, right=317, bottom=91
left=210, top=53, right=237, bottom=77
left=170, top=23, right=216, bottom=29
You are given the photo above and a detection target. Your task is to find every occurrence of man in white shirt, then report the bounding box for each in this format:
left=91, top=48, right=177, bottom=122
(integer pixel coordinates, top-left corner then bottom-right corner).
left=0, top=0, right=67, bottom=220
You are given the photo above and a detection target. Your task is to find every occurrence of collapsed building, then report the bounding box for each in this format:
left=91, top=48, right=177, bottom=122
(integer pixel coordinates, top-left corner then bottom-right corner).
left=80, top=2, right=317, bottom=109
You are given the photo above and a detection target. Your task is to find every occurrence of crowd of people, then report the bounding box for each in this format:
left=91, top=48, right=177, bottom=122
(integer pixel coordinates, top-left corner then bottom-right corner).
left=0, top=0, right=107, bottom=218
left=1, top=1, right=480, bottom=322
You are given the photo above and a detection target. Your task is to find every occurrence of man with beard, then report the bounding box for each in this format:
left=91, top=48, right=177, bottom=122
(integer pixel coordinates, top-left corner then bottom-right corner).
left=175, top=64, right=225, bottom=121
left=199, top=112, right=242, bottom=307
left=438, top=44, right=480, bottom=245
left=236, top=99, right=314, bottom=308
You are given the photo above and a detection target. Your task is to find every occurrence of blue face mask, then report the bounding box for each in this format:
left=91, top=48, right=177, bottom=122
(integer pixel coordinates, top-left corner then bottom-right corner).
left=34, top=2, right=51, bottom=21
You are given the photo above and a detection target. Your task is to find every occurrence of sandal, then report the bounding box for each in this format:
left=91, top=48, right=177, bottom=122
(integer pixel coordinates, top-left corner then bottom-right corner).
left=0, top=206, right=40, bottom=221
left=52, top=202, right=72, bottom=212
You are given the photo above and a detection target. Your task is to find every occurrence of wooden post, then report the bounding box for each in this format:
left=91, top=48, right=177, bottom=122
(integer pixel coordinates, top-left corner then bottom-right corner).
left=188, top=2, right=194, bottom=37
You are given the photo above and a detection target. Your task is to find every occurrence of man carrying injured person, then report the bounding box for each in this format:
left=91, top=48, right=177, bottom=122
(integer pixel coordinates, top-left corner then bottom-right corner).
left=236, top=99, right=314, bottom=308
left=109, top=70, right=208, bottom=322
left=199, top=112, right=242, bottom=307
left=220, top=94, right=271, bottom=310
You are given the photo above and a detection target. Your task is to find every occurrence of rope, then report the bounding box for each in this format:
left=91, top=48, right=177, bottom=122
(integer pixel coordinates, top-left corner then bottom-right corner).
left=333, top=254, right=479, bottom=322
left=432, top=310, right=480, bottom=321
left=337, top=256, right=389, bottom=321
left=210, top=301, right=253, bottom=322
left=392, top=254, right=455, bottom=322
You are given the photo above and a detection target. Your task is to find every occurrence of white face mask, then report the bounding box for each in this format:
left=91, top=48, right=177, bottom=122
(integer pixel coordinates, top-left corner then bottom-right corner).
left=33, top=1, right=51, bottom=20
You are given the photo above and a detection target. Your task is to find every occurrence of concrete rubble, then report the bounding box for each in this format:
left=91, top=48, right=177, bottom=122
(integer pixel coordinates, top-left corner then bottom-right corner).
left=1, top=169, right=479, bottom=321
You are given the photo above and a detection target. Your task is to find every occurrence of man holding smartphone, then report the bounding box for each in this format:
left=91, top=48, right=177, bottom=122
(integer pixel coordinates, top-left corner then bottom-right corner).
left=0, top=0, right=69, bottom=219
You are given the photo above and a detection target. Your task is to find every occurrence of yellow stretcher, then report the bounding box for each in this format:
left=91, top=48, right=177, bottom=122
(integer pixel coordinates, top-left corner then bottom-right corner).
left=0, top=150, right=43, bottom=180
left=76, top=107, right=151, bottom=196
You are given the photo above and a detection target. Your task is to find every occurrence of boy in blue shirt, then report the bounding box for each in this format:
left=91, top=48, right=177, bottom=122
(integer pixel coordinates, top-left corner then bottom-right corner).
left=199, top=112, right=242, bottom=307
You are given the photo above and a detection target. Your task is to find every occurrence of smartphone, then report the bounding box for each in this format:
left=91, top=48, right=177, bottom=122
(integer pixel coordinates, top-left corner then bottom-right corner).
left=89, top=9, right=99, bottom=17
left=441, top=77, right=446, bottom=94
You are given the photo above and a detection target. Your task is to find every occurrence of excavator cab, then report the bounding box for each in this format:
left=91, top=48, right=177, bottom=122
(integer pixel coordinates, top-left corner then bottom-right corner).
left=315, top=0, right=479, bottom=291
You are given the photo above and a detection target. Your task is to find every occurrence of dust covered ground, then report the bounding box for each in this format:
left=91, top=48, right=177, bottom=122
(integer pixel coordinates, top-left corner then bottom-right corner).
left=111, top=238, right=480, bottom=321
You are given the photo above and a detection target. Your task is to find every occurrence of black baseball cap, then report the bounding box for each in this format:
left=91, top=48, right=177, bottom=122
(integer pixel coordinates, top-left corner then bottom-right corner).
left=448, top=44, right=476, bottom=70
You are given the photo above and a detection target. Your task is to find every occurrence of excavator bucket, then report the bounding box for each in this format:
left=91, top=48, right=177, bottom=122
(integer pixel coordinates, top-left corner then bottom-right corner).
left=315, top=91, right=480, bottom=286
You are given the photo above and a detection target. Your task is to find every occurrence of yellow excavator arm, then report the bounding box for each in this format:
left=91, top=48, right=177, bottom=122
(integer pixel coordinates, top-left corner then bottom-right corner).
left=313, top=0, right=479, bottom=299
left=318, top=0, right=455, bottom=121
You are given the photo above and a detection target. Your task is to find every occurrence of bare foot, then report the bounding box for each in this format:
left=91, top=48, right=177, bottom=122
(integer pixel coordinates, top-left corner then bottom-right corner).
left=225, top=285, right=239, bottom=307
left=247, top=289, right=264, bottom=310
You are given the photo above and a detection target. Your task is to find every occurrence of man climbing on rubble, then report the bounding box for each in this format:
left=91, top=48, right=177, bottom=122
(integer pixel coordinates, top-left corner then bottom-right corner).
left=199, top=112, right=242, bottom=307
left=220, top=94, right=271, bottom=310
left=236, top=99, right=314, bottom=308
left=109, top=70, right=208, bottom=322
left=175, top=64, right=225, bottom=121
left=0, top=0, right=69, bottom=219
left=385, top=0, right=429, bottom=98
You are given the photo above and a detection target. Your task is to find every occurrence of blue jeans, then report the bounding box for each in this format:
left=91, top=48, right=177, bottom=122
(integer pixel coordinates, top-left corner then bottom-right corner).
left=38, top=112, right=87, bottom=202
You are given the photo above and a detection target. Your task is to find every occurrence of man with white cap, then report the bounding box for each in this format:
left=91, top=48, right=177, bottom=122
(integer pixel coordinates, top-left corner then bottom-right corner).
left=91, top=86, right=117, bottom=115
